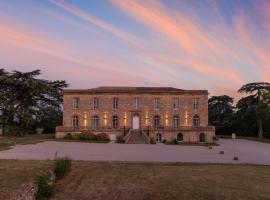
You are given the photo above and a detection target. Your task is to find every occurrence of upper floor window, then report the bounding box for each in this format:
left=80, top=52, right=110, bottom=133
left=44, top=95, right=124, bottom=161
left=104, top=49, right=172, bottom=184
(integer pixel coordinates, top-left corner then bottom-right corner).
left=134, top=97, right=139, bottom=109
left=72, top=97, right=79, bottom=109
left=93, top=97, right=99, bottom=109
left=154, top=115, right=160, bottom=128
left=193, top=115, right=200, bottom=126
left=194, top=98, right=199, bottom=109
left=72, top=115, right=79, bottom=127
left=173, top=97, right=179, bottom=109
left=92, top=115, right=99, bottom=129
left=154, top=98, right=160, bottom=109
left=112, top=115, right=119, bottom=129
left=113, top=97, right=119, bottom=109
left=173, top=115, right=180, bottom=128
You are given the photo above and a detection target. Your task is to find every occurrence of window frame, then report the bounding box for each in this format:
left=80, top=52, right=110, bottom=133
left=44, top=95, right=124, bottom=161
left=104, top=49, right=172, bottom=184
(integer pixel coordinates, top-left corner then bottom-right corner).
left=173, top=115, right=180, bottom=128
left=154, top=98, right=160, bottom=109
left=72, top=115, right=79, bottom=127
left=112, top=115, right=119, bottom=129
left=72, top=97, right=79, bottom=109
left=93, top=97, right=99, bottom=109
left=112, top=97, right=119, bottom=109
left=154, top=115, right=160, bottom=128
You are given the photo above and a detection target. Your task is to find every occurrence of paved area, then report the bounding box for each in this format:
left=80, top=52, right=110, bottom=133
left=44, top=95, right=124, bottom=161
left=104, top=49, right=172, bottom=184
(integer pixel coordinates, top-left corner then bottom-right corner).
left=0, top=139, right=270, bottom=164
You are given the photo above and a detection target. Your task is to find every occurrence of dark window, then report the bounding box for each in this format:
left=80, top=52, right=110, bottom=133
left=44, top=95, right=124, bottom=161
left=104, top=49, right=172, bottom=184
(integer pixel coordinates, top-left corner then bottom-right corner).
left=194, top=98, right=199, bottom=109
left=73, top=97, right=79, bottom=109
left=173, top=97, right=179, bottom=109
left=92, top=115, right=99, bottom=129
left=173, top=115, right=180, bottom=128
left=93, top=97, right=99, bottom=109
left=193, top=115, right=200, bottom=126
left=112, top=115, right=119, bottom=129
left=156, top=133, right=162, bottom=143
left=72, top=115, right=79, bottom=127
left=154, top=115, right=160, bottom=128
left=113, top=97, right=118, bottom=109
left=154, top=98, right=160, bottom=109
left=199, top=133, right=205, bottom=143
left=134, top=97, right=139, bottom=109
left=177, top=133, right=183, bottom=142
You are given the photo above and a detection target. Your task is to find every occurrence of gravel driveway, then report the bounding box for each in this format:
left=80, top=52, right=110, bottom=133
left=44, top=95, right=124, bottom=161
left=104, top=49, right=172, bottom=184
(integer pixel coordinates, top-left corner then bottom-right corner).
left=0, top=139, right=269, bottom=164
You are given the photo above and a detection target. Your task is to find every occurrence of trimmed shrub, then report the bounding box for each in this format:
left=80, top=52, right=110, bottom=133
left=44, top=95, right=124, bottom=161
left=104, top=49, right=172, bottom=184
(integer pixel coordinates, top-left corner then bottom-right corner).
left=36, top=171, right=55, bottom=199
left=64, top=132, right=109, bottom=142
left=54, top=156, right=72, bottom=180
left=162, top=139, right=167, bottom=143
left=150, top=137, right=156, bottom=144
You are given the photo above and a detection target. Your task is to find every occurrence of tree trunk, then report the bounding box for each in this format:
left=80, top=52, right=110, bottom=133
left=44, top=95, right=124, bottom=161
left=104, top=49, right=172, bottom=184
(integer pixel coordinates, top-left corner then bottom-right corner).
left=258, top=120, right=263, bottom=140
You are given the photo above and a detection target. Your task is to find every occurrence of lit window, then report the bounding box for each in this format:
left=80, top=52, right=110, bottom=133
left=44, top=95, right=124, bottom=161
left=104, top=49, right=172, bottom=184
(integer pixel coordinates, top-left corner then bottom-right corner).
left=193, top=115, right=200, bottom=126
left=134, top=97, right=139, bottom=109
left=194, top=98, right=199, bottom=109
left=93, top=97, right=99, bottom=109
left=72, top=97, right=79, bottom=109
left=154, top=115, right=160, bottom=128
left=72, top=115, right=79, bottom=127
left=92, top=115, right=99, bottom=129
left=173, top=97, right=179, bottom=109
left=113, top=97, right=118, bottom=109
left=112, top=115, right=119, bottom=129
left=173, top=115, right=180, bottom=128
left=154, top=98, right=160, bottom=109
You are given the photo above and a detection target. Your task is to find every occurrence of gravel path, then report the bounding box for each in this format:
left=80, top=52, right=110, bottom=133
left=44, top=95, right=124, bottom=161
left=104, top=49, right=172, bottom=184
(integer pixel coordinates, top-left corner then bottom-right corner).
left=0, top=139, right=269, bottom=164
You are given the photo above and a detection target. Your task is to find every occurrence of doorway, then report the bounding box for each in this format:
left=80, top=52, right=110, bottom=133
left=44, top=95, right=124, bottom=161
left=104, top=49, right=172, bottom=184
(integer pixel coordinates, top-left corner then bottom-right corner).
left=132, top=115, right=140, bottom=129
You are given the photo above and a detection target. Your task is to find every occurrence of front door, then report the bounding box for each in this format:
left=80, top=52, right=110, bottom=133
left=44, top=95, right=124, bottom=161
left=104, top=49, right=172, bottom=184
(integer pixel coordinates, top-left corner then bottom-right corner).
left=132, top=115, right=140, bottom=129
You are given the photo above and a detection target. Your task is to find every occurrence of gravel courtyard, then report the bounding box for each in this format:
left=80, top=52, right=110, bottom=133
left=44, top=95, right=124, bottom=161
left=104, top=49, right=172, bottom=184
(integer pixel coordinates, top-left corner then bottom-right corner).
left=0, top=139, right=270, bottom=164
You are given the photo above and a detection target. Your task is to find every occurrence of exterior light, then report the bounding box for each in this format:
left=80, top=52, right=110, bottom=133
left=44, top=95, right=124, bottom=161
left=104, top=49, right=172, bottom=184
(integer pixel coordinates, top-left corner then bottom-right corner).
left=165, top=114, right=168, bottom=126
left=145, top=112, right=149, bottom=126
left=104, top=113, right=107, bottom=126
left=185, top=111, right=188, bottom=125
left=124, top=112, right=127, bottom=126
left=83, top=111, right=87, bottom=127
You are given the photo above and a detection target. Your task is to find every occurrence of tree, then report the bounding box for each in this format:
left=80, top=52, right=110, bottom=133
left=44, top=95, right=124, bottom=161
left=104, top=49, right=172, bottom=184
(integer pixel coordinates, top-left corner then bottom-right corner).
left=0, top=69, right=68, bottom=135
left=238, top=82, right=270, bottom=139
left=208, top=95, right=235, bottom=135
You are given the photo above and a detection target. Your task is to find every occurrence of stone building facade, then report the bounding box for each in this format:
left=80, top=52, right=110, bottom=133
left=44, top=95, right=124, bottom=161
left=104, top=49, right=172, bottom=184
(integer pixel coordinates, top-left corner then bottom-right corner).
left=56, top=87, right=215, bottom=143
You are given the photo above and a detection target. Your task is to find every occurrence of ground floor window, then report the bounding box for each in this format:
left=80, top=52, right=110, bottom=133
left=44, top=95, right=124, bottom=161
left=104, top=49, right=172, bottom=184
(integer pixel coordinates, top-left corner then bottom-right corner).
left=112, top=115, right=119, bottom=129
left=199, top=133, right=205, bottom=143
left=177, top=133, right=183, bottom=142
left=72, top=115, right=79, bottom=127
left=154, top=115, right=160, bottom=128
left=156, top=132, right=162, bottom=143
left=92, top=115, right=99, bottom=129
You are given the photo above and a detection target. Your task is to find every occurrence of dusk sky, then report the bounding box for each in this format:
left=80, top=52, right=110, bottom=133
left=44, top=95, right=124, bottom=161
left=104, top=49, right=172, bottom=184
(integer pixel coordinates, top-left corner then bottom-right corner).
left=0, top=0, right=270, bottom=99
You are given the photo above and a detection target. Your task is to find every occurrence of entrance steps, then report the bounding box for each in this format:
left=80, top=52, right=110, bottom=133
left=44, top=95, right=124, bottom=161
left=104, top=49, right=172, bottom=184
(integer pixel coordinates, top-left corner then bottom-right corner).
left=126, top=129, right=148, bottom=144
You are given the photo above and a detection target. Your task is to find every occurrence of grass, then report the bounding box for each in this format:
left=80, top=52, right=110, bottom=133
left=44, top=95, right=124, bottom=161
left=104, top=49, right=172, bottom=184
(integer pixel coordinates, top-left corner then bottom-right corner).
left=1, top=160, right=269, bottom=200
left=218, top=135, right=270, bottom=144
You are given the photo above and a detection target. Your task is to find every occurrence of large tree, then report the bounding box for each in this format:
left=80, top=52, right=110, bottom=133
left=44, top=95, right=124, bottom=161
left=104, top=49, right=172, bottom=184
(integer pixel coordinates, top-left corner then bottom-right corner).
left=208, top=95, right=235, bottom=135
left=0, top=69, right=68, bottom=135
left=238, top=82, right=270, bottom=139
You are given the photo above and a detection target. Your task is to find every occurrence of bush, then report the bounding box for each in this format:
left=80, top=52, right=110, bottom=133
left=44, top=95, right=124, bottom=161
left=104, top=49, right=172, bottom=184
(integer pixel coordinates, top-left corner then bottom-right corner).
left=54, top=156, right=72, bottom=180
left=64, top=132, right=109, bottom=142
left=36, top=171, right=55, bottom=199
left=150, top=137, right=156, bottom=144
left=96, top=133, right=110, bottom=142
left=116, top=135, right=125, bottom=143
left=162, top=139, right=167, bottom=143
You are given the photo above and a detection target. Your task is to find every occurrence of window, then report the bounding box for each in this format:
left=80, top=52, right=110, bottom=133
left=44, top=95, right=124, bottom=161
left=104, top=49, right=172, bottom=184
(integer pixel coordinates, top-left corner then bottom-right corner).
left=113, top=97, right=118, bottom=109
left=112, top=115, right=119, bottom=129
left=194, top=98, right=199, bottom=109
left=134, top=97, right=139, bottom=109
left=93, top=97, right=99, bottom=109
left=154, top=98, right=160, bottom=109
left=154, top=115, right=160, bottom=128
left=173, top=115, right=180, bottom=128
left=156, top=133, right=162, bottom=143
left=72, top=97, right=79, bottom=109
left=199, top=133, right=205, bottom=143
left=193, top=115, right=200, bottom=126
left=177, top=133, right=183, bottom=142
left=92, top=115, right=99, bottom=129
left=72, top=115, right=79, bottom=127
left=173, top=97, right=179, bottom=109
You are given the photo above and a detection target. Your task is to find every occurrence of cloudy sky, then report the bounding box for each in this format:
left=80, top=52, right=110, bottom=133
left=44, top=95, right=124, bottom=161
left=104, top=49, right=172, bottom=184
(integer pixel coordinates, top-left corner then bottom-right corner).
left=0, top=0, right=269, bottom=99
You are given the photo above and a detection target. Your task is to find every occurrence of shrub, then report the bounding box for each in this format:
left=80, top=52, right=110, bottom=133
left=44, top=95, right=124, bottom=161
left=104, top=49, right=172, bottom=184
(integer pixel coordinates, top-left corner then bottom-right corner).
left=150, top=137, right=156, bottom=144
left=36, top=171, right=55, bottom=199
left=116, top=135, right=125, bottom=143
left=162, top=139, right=167, bottom=143
left=96, top=133, right=110, bottom=142
left=54, top=156, right=72, bottom=180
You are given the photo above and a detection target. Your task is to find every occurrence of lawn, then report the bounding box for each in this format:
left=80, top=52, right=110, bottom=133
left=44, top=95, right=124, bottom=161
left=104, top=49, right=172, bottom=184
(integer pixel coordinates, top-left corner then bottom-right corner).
left=1, top=160, right=270, bottom=200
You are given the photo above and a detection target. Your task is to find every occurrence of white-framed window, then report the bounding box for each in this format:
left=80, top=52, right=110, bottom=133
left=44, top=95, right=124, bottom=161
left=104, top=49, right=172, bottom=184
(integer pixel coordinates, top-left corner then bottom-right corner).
left=93, top=97, right=99, bottom=109
left=154, top=115, right=160, bottom=128
left=92, top=115, right=99, bottom=129
left=113, top=97, right=118, bottom=109
left=173, top=97, right=179, bottom=109
left=194, top=98, right=199, bottom=109
left=193, top=115, right=200, bottom=126
left=134, top=97, right=139, bottom=109
left=173, top=115, right=180, bottom=128
left=112, top=115, right=119, bottom=128
left=72, top=115, right=79, bottom=127
left=154, top=98, right=160, bottom=109
left=72, top=97, right=79, bottom=109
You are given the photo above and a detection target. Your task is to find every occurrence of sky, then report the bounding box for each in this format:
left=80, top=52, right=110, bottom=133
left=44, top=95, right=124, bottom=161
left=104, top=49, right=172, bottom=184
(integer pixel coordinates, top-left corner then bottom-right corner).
left=0, top=0, right=270, bottom=100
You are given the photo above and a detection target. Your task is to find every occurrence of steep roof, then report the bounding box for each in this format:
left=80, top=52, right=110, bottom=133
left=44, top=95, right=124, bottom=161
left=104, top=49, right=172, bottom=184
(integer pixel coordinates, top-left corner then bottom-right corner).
left=63, top=86, right=208, bottom=95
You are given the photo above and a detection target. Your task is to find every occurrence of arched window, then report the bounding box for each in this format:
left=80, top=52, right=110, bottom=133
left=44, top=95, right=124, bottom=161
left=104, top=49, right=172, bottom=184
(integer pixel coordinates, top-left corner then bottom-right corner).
left=156, top=132, right=162, bottom=143
left=72, top=115, right=79, bottom=127
left=154, top=115, right=160, bottom=128
left=112, top=115, right=119, bottom=129
left=92, top=115, right=99, bottom=129
left=173, top=115, right=180, bottom=128
left=177, top=133, right=183, bottom=142
left=193, top=115, right=200, bottom=126
left=199, top=133, right=206, bottom=143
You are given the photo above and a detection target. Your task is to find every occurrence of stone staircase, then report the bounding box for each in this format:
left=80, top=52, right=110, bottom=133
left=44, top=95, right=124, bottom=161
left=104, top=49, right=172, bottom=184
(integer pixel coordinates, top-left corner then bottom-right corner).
left=126, top=129, right=148, bottom=144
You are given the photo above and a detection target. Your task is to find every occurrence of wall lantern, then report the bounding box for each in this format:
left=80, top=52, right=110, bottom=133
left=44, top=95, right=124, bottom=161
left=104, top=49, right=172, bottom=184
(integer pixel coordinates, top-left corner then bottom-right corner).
left=165, top=114, right=169, bottom=126
left=185, top=111, right=188, bottom=125
left=145, top=112, right=149, bottom=126
left=104, top=113, right=107, bottom=126
left=83, top=111, right=87, bottom=127
left=124, top=112, right=127, bottom=126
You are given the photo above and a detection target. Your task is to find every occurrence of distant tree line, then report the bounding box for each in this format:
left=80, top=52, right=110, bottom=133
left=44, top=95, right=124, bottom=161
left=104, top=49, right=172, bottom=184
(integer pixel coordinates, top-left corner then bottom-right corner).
left=0, top=69, right=68, bottom=135
left=209, top=82, right=270, bottom=139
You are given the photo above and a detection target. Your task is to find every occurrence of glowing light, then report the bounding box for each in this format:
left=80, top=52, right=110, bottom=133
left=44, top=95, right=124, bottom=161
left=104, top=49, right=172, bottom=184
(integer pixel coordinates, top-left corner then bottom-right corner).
left=185, top=111, right=188, bottom=125
left=83, top=111, right=87, bottom=127
left=104, top=113, right=107, bottom=126
left=145, top=112, right=149, bottom=126
left=165, top=114, right=168, bottom=126
left=124, top=112, right=127, bottom=125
